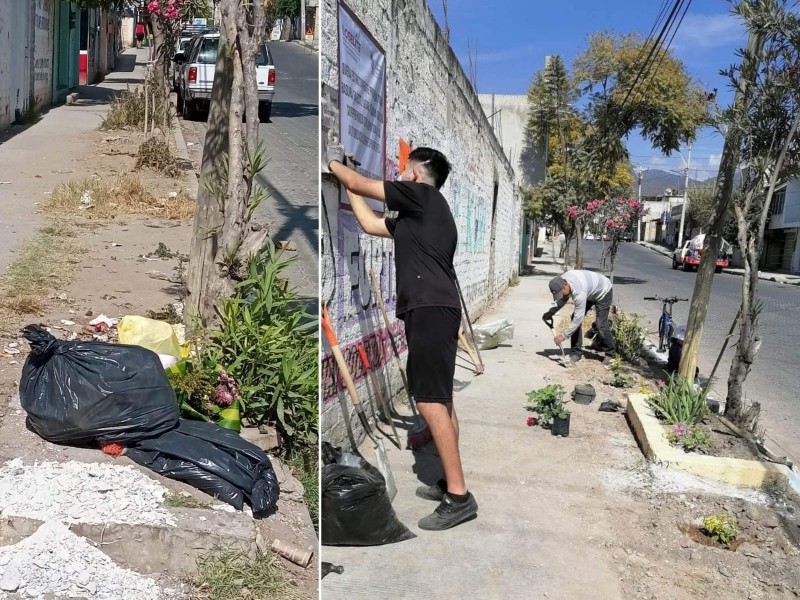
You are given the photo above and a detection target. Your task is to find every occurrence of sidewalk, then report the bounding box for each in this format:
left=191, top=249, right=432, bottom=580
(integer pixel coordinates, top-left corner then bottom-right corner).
left=0, top=48, right=150, bottom=274
left=638, top=241, right=800, bottom=286
left=321, top=251, right=642, bottom=599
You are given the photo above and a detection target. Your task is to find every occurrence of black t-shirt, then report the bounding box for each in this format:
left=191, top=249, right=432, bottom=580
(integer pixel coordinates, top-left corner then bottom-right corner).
left=383, top=181, right=460, bottom=316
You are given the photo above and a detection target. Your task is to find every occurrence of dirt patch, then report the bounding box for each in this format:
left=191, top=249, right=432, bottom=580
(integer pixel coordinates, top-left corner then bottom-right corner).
left=705, top=414, right=763, bottom=461
left=679, top=522, right=746, bottom=551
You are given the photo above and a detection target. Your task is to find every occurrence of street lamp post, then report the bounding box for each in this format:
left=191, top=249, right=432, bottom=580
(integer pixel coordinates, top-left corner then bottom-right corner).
left=636, top=167, right=643, bottom=242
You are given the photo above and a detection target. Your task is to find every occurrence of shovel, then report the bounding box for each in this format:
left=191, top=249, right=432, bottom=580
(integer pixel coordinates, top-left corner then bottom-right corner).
left=357, top=343, right=402, bottom=448
left=322, top=304, right=398, bottom=502
left=543, top=315, right=569, bottom=367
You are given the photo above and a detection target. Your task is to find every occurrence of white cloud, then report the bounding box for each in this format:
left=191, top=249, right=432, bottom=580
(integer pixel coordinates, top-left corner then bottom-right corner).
left=672, top=13, right=744, bottom=51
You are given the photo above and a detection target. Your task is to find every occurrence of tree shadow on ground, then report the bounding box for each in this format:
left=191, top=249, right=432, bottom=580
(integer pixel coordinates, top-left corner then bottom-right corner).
left=270, top=101, right=318, bottom=119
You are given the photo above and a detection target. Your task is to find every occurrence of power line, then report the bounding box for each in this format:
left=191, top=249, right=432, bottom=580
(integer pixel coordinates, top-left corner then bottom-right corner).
left=640, top=0, right=693, bottom=99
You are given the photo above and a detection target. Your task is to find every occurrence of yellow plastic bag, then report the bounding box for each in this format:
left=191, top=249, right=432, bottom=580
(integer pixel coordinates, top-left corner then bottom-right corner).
left=118, top=316, right=182, bottom=358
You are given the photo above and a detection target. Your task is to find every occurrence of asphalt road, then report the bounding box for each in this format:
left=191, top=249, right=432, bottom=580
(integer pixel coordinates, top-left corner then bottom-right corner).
left=181, top=41, right=319, bottom=303
left=579, top=240, right=800, bottom=461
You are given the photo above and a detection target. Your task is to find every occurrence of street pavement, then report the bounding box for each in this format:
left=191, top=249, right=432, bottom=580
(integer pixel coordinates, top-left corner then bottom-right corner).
left=580, top=240, right=800, bottom=462
left=180, top=41, right=319, bottom=304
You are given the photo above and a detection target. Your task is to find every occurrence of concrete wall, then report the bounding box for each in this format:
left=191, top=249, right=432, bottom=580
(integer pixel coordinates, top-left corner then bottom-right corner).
left=320, top=0, right=521, bottom=445
left=0, top=0, right=55, bottom=131
left=478, top=94, right=543, bottom=187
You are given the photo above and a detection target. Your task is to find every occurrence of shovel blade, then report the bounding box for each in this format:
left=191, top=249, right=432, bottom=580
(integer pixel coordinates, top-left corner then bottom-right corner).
left=374, top=441, right=397, bottom=502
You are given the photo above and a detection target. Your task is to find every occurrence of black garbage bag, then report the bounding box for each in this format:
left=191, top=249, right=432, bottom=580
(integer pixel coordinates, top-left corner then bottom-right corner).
left=19, top=325, right=180, bottom=445
left=321, top=449, right=415, bottom=546
left=126, top=419, right=280, bottom=518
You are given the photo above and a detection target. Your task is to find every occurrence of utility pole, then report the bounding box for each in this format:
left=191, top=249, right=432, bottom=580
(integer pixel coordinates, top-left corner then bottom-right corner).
left=636, top=168, right=643, bottom=242
left=677, top=144, right=692, bottom=248
left=301, top=0, right=306, bottom=41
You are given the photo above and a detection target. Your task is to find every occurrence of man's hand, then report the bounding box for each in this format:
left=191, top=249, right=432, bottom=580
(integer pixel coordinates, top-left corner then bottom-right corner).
left=554, top=334, right=565, bottom=345
left=326, top=141, right=345, bottom=170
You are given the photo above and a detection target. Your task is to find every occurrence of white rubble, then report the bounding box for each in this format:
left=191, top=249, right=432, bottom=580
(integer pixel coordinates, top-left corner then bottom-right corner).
left=0, top=459, right=176, bottom=526
left=0, top=521, right=179, bottom=599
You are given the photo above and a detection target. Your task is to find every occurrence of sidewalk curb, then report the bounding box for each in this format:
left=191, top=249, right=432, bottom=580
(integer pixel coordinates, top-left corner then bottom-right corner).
left=171, top=102, right=199, bottom=200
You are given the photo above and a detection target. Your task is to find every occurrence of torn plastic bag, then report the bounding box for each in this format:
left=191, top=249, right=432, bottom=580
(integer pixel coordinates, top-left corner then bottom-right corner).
left=19, top=325, right=180, bottom=445
left=321, top=447, right=415, bottom=546
left=472, top=318, right=515, bottom=350
left=125, top=419, right=279, bottom=518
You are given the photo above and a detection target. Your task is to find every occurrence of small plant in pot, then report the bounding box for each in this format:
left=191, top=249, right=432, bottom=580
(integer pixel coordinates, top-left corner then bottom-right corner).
left=525, top=382, right=570, bottom=436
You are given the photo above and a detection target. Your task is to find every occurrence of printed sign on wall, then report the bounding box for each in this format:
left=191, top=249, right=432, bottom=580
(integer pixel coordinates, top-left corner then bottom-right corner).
left=337, top=1, right=386, bottom=214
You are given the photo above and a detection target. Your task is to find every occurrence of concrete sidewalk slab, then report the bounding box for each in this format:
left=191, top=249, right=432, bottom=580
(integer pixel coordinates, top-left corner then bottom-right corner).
left=0, top=48, right=150, bottom=275
left=321, top=249, right=647, bottom=599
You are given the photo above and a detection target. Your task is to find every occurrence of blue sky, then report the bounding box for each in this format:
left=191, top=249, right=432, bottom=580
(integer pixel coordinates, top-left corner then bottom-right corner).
left=428, top=0, right=747, bottom=183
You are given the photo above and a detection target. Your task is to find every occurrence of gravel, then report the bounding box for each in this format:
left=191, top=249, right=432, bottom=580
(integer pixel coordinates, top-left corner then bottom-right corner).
left=0, top=521, right=179, bottom=599
left=0, top=459, right=176, bottom=526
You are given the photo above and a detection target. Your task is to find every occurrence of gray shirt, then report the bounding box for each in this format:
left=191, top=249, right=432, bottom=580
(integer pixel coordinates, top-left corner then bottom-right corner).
left=555, top=270, right=612, bottom=338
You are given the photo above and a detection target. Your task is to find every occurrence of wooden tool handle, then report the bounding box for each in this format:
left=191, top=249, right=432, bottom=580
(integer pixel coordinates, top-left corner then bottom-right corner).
left=369, top=269, right=392, bottom=329
left=322, top=305, right=363, bottom=407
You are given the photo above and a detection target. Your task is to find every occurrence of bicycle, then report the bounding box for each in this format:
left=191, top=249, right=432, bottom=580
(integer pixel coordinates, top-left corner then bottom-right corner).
left=644, top=295, right=689, bottom=352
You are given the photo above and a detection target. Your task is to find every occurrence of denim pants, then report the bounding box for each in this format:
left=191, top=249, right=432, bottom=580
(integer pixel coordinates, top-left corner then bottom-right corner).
left=570, top=290, right=616, bottom=358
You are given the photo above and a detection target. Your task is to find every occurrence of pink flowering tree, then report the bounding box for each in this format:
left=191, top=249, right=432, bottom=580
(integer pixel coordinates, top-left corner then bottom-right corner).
left=570, top=197, right=643, bottom=283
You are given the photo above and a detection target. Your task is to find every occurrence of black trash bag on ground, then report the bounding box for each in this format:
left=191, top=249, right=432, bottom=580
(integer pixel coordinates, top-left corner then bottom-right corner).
left=19, top=325, right=180, bottom=445
left=321, top=446, right=415, bottom=546
left=126, top=419, right=280, bottom=518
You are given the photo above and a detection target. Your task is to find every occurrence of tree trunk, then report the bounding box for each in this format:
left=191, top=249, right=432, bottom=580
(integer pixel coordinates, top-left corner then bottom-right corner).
left=185, top=0, right=269, bottom=330
left=678, top=30, right=764, bottom=382
left=725, top=114, right=799, bottom=419
left=575, top=221, right=584, bottom=269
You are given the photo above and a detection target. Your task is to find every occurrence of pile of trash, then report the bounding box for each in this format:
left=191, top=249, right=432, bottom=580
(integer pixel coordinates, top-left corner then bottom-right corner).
left=0, top=459, right=175, bottom=526
left=18, top=322, right=279, bottom=518
left=0, top=521, right=178, bottom=599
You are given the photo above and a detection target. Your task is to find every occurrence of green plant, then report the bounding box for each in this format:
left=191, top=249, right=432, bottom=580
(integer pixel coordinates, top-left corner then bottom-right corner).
left=526, top=383, right=568, bottom=427
left=702, top=513, right=740, bottom=545
left=205, top=243, right=318, bottom=449
left=608, top=356, right=636, bottom=388
left=193, top=548, right=303, bottom=600
left=611, top=310, right=647, bottom=362
left=666, top=423, right=711, bottom=453
left=165, top=360, right=242, bottom=431
left=647, top=373, right=708, bottom=425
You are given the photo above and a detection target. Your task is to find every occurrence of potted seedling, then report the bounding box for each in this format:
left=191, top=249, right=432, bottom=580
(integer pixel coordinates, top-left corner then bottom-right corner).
left=526, top=381, right=571, bottom=436
left=551, top=404, right=571, bottom=437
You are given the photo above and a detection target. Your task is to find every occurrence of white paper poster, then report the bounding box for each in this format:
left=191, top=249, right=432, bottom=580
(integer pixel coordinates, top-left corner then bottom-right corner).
left=337, top=1, right=386, bottom=213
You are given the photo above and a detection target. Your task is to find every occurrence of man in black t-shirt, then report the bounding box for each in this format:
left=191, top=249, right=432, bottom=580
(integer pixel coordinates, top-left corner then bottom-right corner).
left=327, top=142, right=478, bottom=531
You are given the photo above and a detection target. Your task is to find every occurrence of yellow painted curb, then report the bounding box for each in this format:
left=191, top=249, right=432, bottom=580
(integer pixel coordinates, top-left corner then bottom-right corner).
left=626, top=393, right=791, bottom=488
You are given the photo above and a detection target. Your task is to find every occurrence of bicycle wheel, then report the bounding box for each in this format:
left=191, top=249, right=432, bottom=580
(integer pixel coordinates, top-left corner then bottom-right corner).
left=658, top=315, right=667, bottom=351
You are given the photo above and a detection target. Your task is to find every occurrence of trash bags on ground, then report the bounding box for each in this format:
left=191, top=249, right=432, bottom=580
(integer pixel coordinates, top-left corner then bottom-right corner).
left=126, top=419, right=279, bottom=518
left=19, top=325, right=180, bottom=445
left=472, top=318, right=515, bottom=350
left=117, top=315, right=183, bottom=358
left=19, top=325, right=279, bottom=517
left=321, top=442, right=415, bottom=546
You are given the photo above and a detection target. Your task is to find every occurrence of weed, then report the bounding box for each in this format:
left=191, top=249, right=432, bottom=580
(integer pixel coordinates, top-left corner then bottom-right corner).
left=702, top=514, right=739, bottom=545
left=101, top=83, right=170, bottom=131
left=136, top=137, right=179, bottom=177
left=45, top=177, right=194, bottom=220
left=164, top=493, right=211, bottom=509
left=0, top=223, right=80, bottom=316
left=147, top=303, right=183, bottom=324
left=288, top=449, right=318, bottom=532
left=192, top=548, right=303, bottom=600
left=608, top=356, right=636, bottom=388
left=762, top=474, right=796, bottom=504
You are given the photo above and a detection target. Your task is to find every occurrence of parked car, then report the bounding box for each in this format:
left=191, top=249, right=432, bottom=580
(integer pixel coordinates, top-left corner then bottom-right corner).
left=672, top=234, right=731, bottom=273
left=170, top=34, right=198, bottom=91
left=619, top=230, right=633, bottom=242
left=175, top=32, right=276, bottom=121
left=584, top=232, right=596, bottom=240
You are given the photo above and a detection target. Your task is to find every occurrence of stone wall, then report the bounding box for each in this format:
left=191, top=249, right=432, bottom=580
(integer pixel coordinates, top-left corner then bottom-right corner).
left=320, top=0, right=521, bottom=444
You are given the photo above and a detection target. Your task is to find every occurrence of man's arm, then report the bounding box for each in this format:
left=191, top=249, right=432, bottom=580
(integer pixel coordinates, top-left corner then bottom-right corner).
left=330, top=161, right=386, bottom=203
left=561, top=292, right=587, bottom=338
left=346, top=190, right=392, bottom=238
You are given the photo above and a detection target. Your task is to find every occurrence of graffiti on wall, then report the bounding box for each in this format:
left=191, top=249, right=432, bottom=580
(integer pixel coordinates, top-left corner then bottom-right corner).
left=33, top=0, right=52, bottom=96
left=449, top=177, right=488, bottom=255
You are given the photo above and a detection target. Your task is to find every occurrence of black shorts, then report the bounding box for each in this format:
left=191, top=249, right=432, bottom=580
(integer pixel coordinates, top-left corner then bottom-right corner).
left=401, top=306, right=461, bottom=403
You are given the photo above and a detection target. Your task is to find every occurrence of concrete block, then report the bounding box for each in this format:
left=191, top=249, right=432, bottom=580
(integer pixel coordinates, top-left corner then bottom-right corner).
left=626, top=393, right=793, bottom=489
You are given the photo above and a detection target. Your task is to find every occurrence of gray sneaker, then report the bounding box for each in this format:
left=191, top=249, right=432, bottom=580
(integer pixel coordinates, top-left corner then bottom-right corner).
left=418, top=493, right=478, bottom=531
left=416, top=479, right=446, bottom=502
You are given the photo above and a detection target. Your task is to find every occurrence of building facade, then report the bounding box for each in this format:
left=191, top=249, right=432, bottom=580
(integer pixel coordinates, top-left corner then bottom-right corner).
left=764, top=179, right=800, bottom=273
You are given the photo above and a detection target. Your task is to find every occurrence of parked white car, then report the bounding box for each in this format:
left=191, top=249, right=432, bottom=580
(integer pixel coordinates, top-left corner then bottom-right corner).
left=175, top=32, right=276, bottom=121
left=170, top=34, right=197, bottom=91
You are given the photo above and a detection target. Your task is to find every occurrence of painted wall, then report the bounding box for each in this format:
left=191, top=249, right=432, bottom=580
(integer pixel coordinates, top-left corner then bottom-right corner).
left=0, top=0, right=55, bottom=131
left=320, top=0, right=521, bottom=445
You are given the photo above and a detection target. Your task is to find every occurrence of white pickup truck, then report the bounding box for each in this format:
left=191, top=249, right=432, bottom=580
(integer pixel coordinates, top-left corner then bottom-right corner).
left=175, top=32, right=276, bottom=121
left=672, top=234, right=732, bottom=273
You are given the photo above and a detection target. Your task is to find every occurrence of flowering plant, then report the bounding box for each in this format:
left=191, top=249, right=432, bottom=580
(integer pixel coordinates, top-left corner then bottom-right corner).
left=666, top=422, right=710, bottom=453
left=166, top=360, right=243, bottom=431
